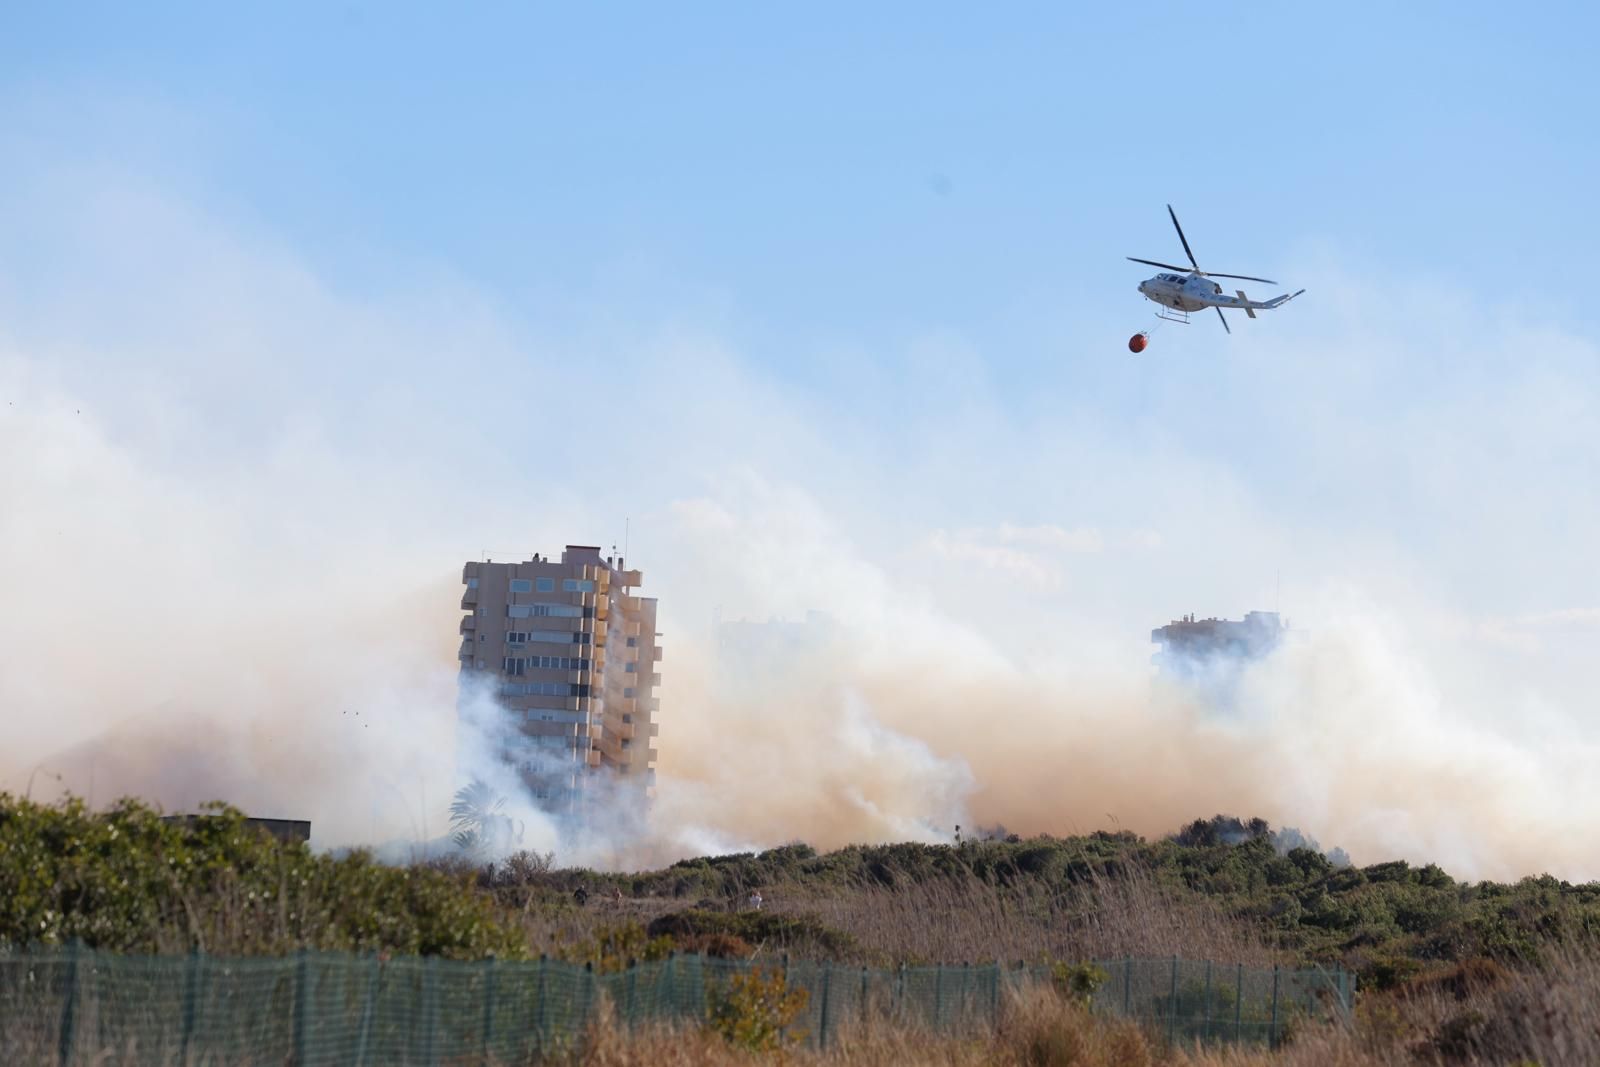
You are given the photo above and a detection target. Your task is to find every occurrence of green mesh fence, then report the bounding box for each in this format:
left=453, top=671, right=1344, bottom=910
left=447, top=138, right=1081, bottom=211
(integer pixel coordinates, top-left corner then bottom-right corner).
left=0, top=945, right=1349, bottom=1064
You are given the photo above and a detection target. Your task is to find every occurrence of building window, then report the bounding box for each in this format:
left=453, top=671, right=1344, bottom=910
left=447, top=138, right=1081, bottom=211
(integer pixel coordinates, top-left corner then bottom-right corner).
left=510, top=579, right=532, bottom=593
left=536, top=577, right=555, bottom=592
left=466, top=577, right=480, bottom=590
left=626, top=637, right=638, bottom=648
left=624, top=662, right=637, bottom=673
left=623, top=687, right=635, bottom=698
left=512, top=654, right=592, bottom=671
left=508, top=602, right=583, bottom=619
left=501, top=680, right=576, bottom=697
left=562, top=578, right=595, bottom=593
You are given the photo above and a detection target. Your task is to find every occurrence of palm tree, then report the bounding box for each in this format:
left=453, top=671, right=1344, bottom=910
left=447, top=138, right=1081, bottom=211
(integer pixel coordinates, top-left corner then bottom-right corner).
left=449, top=779, right=523, bottom=856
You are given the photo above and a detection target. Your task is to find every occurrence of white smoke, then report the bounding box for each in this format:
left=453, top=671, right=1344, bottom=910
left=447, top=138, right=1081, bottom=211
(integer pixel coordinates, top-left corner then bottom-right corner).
left=3, top=135, right=1599, bottom=881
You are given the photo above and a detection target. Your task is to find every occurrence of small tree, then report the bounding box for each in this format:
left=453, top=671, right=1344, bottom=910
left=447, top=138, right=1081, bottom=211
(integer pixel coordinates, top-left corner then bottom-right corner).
left=708, top=967, right=809, bottom=1052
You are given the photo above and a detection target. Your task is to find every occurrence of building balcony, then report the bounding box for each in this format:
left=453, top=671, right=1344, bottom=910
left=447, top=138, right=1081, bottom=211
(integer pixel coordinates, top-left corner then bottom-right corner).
left=652, top=646, right=663, bottom=661
left=459, top=615, right=476, bottom=634
left=614, top=568, right=642, bottom=589
left=586, top=748, right=601, bottom=768
left=619, top=595, right=641, bottom=612
left=460, top=588, right=478, bottom=610
left=649, top=673, right=662, bottom=687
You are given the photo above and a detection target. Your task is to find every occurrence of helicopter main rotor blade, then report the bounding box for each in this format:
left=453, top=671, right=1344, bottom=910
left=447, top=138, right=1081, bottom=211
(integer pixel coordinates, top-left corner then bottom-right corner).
left=1168, top=204, right=1200, bottom=271
left=1215, top=307, right=1231, bottom=334
left=1127, top=257, right=1194, bottom=272
left=1206, top=272, right=1278, bottom=284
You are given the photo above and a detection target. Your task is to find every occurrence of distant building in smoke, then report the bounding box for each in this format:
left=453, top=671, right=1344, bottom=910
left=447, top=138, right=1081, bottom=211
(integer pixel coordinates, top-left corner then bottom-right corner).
left=459, top=546, right=661, bottom=816
left=1151, top=611, right=1287, bottom=706
left=716, top=610, right=838, bottom=683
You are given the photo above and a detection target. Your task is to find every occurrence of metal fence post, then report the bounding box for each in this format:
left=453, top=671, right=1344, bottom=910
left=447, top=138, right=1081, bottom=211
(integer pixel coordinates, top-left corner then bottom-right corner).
left=480, top=957, right=497, bottom=1057
left=1202, top=959, right=1212, bottom=1045
left=661, top=952, right=675, bottom=1021
left=292, top=949, right=310, bottom=1066
left=933, top=964, right=944, bottom=1030
left=354, top=953, right=380, bottom=1067
left=895, top=962, right=906, bottom=1022
left=423, top=956, right=440, bottom=1065
left=991, top=960, right=1001, bottom=1025
left=1167, top=955, right=1179, bottom=1046
left=180, top=946, right=204, bottom=1065
left=57, top=938, right=82, bottom=1067
left=694, top=954, right=706, bottom=1026
left=1234, top=963, right=1243, bottom=1042
left=1269, top=965, right=1281, bottom=1050
left=536, top=955, right=549, bottom=1052
left=860, top=966, right=870, bottom=1026
left=625, top=959, right=638, bottom=1032
left=818, top=962, right=833, bottom=1050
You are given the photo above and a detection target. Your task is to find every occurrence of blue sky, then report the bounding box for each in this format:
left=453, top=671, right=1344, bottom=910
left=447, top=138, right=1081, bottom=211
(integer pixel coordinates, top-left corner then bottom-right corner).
left=4, top=4, right=1600, bottom=872
left=8, top=2, right=1598, bottom=367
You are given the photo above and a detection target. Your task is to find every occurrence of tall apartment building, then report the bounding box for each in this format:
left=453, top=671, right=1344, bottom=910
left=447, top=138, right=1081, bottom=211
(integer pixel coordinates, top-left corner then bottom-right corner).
left=458, top=546, right=661, bottom=815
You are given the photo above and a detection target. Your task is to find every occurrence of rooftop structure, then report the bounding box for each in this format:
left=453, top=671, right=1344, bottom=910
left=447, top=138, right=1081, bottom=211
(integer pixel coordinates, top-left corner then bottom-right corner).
left=1151, top=610, right=1286, bottom=669
left=1151, top=611, right=1287, bottom=704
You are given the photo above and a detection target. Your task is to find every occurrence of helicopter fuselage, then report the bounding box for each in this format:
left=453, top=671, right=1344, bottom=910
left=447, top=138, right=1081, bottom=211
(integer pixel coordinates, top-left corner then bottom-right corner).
left=1137, top=272, right=1220, bottom=313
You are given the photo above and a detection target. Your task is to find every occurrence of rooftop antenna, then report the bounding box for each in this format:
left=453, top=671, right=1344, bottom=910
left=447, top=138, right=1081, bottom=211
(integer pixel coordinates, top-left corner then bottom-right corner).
left=624, top=517, right=630, bottom=562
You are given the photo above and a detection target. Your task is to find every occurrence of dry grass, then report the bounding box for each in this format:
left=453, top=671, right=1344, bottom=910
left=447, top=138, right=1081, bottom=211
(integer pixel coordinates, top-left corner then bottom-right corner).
left=549, top=941, right=1600, bottom=1067
left=773, top=862, right=1276, bottom=967
left=545, top=984, right=1159, bottom=1067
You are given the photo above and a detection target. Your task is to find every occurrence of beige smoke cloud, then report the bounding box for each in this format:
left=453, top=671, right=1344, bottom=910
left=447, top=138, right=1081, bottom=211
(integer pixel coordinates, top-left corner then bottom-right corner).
left=3, top=151, right=1599, bottom=882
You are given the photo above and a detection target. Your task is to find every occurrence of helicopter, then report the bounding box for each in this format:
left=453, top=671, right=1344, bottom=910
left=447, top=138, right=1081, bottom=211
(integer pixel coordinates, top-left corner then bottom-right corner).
left=1127, top=205, right=1304, bottom=351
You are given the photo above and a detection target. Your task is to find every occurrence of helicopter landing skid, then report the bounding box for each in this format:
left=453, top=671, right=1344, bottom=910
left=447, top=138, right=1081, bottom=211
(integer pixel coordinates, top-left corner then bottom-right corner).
left=1154, top=307, right=1191, bottom=325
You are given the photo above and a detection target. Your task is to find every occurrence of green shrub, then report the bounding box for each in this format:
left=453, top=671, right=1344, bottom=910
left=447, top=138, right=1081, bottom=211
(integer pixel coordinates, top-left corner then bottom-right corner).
left=0, top=794, right=525, bottom=959
left=558, top=920, right=674, bottom=973
left=1049, top=961, right=1108, bottom=1005
left=707, top=966, right=809, bottom=1052
left=646, top=908, right=857, bottom=960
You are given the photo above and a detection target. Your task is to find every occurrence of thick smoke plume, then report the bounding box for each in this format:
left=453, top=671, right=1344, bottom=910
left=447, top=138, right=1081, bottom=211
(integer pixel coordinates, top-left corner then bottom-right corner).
left=3, top=152, right=1599, bottom=882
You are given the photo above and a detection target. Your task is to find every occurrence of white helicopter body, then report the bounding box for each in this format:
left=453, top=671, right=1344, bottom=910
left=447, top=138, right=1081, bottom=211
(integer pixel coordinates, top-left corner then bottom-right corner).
left=1129, top=206, right=1303, bottom=335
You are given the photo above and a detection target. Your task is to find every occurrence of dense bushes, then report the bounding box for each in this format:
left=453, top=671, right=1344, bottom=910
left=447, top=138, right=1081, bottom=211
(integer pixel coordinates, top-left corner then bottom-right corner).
left=0, top=794, right=526, bottom=958
left=645, top=908, right=857, bottom=960
left=8, top=792, right=1600, bottom=990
